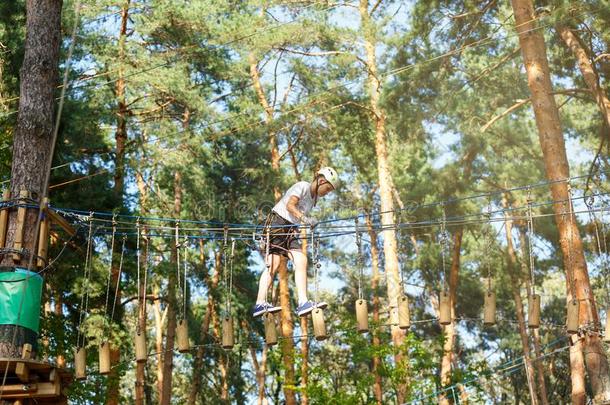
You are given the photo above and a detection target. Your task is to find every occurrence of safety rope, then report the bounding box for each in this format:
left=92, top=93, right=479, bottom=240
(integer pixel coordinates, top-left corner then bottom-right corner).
left=440, top=206, right=448, bottom=293
left=111, top=236, right=126, bottom=325
left=77, top=214, right=94, bottom=349
left=136, top=219, right=142, bottom=333
left=526, top=188, right=536, bottom=296
left=355, top=216, right=364, bottom=300
left=183, top=237, right=188, bottom=320
left=103, top=215, right=116, bottom=332
left=222, top=225, right=230, bottom=316
left=485, top=201, right=493, bottom=292
left=565, top=183, right=578, bottom=302
left=312, top=229, right=321, bottom=304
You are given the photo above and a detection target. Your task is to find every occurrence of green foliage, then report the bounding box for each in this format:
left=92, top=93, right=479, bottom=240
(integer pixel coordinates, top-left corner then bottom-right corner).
left=3, top=0, right=610, bottom=403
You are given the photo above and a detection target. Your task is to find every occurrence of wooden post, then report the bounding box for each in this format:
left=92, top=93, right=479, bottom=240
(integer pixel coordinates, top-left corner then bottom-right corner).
left=22, top=343, right=32, bottom=359
left=36, top=198, right=49, bottom=268
left=15, top=344, right=32, bottom=383
left=439, top=290, right=451, bottom=325
left=264, top=312, right=277, bottom=347
left=397, top=295, right=410, bottom=329
left=567, top=299, right=580, bottom=334
left=74, top=347, right=86, bottom=380
left=221, top=316, right=234, bottom=350
left=99, top=342, right=111, bottom=375
left=12, top=189, right=29, bottom=261
left=528, top=294, right=540, bottom=329
left=312, top=308, right=328, bottom=341
left=135, top=330, right=147, bottom=363
left=0, top=189, right=9, bottom=248
left=176, top=319, right=189, bottom=353
left=355, top=299, right=369, bottom=333
left=484, top=291, right=496, bottom=326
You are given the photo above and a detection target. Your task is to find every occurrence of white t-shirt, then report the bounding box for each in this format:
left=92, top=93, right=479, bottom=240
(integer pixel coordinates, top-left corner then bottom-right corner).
left=272, top=181, right=315, bottom=224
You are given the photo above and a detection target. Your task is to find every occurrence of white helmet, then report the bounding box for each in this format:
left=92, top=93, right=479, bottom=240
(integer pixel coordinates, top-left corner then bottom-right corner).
left=317, top=167, right=339, bottom=189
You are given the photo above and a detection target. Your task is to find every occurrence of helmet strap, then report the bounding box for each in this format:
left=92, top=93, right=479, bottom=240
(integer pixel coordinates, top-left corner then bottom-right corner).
left=312, top=176, right=320, bottom=207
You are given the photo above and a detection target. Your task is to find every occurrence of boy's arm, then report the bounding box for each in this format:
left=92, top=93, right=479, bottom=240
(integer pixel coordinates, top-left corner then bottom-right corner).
left=287, top=196, right=316, bottom=226
left=286, top=196, right=304, bottom=221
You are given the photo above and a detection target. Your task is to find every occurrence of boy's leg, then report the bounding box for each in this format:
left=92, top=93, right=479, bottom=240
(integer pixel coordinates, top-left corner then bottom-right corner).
left=256, top=253, right=282, bottom=304
left=288, top=249, right=308, bottom=305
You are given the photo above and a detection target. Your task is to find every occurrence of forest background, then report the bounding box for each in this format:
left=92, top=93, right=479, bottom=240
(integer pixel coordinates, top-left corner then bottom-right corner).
left=1, top=0, right=610, bottom=404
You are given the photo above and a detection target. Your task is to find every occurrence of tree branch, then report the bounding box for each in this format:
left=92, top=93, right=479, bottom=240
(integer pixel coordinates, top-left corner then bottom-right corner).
left=121, top=294, right=166, bottom=307
left=480, top=89, right=591, bottom=132
left=276, top=47, right=369, bottom=69
left=279, top=125, right=305, bottom=161
left=594, top=53, right=610, bottom=63
left=369, top=0, right=383, bottom=16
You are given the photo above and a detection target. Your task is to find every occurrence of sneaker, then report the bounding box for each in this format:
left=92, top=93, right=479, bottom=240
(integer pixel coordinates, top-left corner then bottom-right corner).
left=252, top=302, right=282, bottom=318
left=315, top=301, right=328, bottom=310
left=296, top=301, right=316, bottom=317
left=266, top=303, right=282, bottom=314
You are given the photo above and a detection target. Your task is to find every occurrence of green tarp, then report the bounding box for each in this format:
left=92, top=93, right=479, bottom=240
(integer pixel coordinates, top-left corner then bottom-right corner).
left=0, top=269, right=43, bottom=333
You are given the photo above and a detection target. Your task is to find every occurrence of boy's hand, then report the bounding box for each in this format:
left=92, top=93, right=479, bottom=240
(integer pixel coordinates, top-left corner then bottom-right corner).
left=300, top=216, right=318, bottom=228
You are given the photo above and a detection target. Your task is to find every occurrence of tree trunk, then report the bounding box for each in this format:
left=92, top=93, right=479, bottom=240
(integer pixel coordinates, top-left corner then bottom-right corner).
left=211, top=302, right=229, bottom=401
left=278, top=257, right=297, bottom=405
left=510, top=1, right=610, bottom=402
left=153, top=285, right=166, bottom=400
left=187, top=248, right=221, bottom=404
left=439, top=229, right=463, bottom=405
left=249, top=48, right=296, bottom=404
left=359, top=1, right=405, bottom=400
left=248, top=51, right=282, bottom=202
left=135, top=232, right=149, bottom=405
left=135, top=174, right=149, bottom=405
left=113, top=0, right=130, bottom=200
left=0, top=0, right=62, bottom=358
left=249, top=335, right=268, bottom=405
left=366, top=214, right=383, bottom=404
left=300, top=231, right=309, bottom=405
left=106, top=4, right=131, bottom=403
left=502, top=203, right=539, bottom=405
left=515, top=225, right=549, bottom=405
left=54, top=290, right=65, bottom=367
left=159, top=171, right=181, bottom=405
left=557, top=25, right=610, bottom=130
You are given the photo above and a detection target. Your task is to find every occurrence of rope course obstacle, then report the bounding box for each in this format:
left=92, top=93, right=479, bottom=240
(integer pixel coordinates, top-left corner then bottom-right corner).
left=1, top=0, right=609, bottom=403
left=1, top=172, right=609, bottom=401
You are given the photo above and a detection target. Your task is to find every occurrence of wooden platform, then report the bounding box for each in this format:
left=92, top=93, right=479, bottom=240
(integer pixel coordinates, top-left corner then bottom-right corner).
left=0, top=358, right=72, bottom=404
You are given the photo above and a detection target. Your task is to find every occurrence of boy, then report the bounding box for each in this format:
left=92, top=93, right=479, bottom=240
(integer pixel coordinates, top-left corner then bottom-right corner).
left=253, top=167, right=338, bottom=317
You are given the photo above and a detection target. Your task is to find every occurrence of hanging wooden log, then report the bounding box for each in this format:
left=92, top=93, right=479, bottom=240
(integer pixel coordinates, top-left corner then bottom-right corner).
left=355, top=299, right=368, bottom=333
left=99, top=342, right=111, bottom=375
left=566, top=298, right=580, bottom=334
left=135, top=330, right=147, bottom=363
left=176, top=319, right=190, bottom=353
left=312, top=308, right=328, bottom=341
left=439, top=290, right=451, bottom=325
left=37, top=198, right=50, bottom=268
left=484, top=291, right=496, bottom=326
left=14, top=345, right=32, bottom=384
left=398, top=295, right=410, bottom=329
left=74, top=347, right=86, bottom=380
left=528, top=294, right=540, bottom=329
left=222, top=316, right=234, bottom=349
left=0, top=189, right=9, bottom=248
left=12, top=189, right=29, bottom=261
left=264, top=312, right=277, bottom=347
left=604, top=309, right=610, bottom=343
